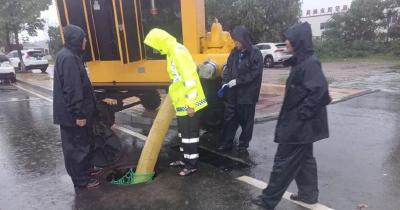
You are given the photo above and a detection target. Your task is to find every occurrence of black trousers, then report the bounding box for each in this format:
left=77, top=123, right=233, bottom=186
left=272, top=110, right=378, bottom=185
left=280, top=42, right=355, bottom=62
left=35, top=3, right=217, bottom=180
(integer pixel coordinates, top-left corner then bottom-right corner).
left=177, top=115, right=200, bottom=169
left=60, top=125, right=93, bottom=186
left=260, top=143, right=319, bottom=209
left=221, top=103, right=256, bottom=149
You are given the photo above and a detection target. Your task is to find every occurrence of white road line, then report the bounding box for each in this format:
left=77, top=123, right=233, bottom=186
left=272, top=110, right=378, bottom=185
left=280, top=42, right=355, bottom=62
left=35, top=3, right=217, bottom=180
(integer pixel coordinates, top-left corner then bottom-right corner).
left=0, top=98, right=41, bottom=103
left=237, top=176, right=334, bottom=210
left=13, top=84, right=53, bottom=102
left=112, top=125, right=147, bottom=141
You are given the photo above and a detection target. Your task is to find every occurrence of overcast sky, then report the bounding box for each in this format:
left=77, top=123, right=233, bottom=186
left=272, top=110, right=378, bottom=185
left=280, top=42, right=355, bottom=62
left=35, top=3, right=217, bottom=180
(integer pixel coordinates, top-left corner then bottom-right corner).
left=27, top=0, right=354, bottom=42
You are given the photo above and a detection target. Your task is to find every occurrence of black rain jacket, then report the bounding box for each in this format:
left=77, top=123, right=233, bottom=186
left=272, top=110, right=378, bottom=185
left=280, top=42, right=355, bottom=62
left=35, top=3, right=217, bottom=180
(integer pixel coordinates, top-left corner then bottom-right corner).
left=275, top=22, right=331, bottom=144
left=222, top=26, right=263, bottom=104
left=53, top=25, right=96, bottom=126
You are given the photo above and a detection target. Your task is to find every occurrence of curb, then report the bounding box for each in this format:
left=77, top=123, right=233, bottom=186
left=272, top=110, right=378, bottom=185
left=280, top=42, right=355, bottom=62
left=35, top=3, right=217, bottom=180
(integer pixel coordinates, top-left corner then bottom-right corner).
left=253, top=89, right=379, bottom=124
left=330, top=89, right=379, bottom=104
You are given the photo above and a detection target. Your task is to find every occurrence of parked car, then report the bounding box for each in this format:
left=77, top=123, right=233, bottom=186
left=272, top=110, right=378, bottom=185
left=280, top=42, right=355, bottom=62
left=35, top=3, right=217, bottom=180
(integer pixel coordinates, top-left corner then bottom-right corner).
left=7, top=50, right=49, bottom=72
left=0, top=54, right=16, bottom=83
left=256, top=43, right=292, bottom=68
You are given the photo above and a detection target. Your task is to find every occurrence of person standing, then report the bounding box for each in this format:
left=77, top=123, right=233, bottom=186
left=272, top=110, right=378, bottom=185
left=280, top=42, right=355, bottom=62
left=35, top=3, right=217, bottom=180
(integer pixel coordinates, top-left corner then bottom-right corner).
left=53, top=24, right=99, bottom=189
left=252, top=22, right=331, bottom=210
left=144, top=28, right=208, bottom=176
left=217, top=26, right=263, bottom=153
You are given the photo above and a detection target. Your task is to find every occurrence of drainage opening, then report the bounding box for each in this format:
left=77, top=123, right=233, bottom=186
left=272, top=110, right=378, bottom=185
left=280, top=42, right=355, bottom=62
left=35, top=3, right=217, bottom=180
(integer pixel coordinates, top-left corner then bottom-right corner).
left=102, top=164, right=156, bottom=185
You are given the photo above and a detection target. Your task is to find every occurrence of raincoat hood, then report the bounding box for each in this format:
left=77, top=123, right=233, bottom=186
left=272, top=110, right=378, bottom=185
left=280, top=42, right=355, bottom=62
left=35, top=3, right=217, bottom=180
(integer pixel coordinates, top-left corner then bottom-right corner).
left=144, top=28, right=177, bottom=55
left=63, top=24, right=86, bottom=54
left=231, top=26, right=253, bottom=51
left=284, top=22, right=314, bottom=64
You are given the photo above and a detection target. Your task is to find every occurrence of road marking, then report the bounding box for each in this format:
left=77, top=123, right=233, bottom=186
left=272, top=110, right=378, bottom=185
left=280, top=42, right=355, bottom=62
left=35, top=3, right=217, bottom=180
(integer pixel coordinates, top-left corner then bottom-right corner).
left=112, top=125, right=147, bottom=141
left=13, top=84, right=53, bottom=102
left=237, top=176, right=334, bottom=210
left=0, top=98, right=41, bottom=103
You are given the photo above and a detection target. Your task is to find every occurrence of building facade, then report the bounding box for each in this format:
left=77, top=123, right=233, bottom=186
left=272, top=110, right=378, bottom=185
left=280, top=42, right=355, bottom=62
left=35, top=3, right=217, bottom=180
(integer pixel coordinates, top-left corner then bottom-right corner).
left=301, top=5, right=349, bottom=38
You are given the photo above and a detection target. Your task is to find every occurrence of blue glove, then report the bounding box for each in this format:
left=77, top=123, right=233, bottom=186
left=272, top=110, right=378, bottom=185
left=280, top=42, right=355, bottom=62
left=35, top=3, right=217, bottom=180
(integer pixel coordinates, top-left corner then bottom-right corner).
left=217, top=84, right=229, bottom=98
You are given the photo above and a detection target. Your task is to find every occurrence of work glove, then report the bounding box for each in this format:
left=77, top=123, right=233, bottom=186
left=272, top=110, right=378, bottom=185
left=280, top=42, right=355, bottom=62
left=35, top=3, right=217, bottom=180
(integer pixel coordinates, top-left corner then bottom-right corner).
left=217, top=84, right=229, bottom=98
left=227, top=79, right=237, bottom=88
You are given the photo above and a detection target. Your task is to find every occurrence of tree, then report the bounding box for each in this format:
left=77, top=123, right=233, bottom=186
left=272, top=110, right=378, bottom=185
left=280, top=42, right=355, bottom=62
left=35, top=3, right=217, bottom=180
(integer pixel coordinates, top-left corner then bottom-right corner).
left=0, top=0, right=51, bottom=70
left=383, top=0, right=400, bottom=41
left=48, top=26, right=63, bottom=59
left=324, top=0, right=385, bottom=42
left=205, top=0, right=301, bottom=43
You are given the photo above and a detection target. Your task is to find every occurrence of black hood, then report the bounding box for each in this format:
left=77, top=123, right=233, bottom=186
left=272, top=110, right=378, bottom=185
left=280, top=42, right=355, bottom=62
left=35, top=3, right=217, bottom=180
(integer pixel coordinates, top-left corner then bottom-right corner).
left=63, top=24, right=86, bottom=54
left=284, top=22, right=314, bottom=64
left=231, top=26, right=253, bottom=51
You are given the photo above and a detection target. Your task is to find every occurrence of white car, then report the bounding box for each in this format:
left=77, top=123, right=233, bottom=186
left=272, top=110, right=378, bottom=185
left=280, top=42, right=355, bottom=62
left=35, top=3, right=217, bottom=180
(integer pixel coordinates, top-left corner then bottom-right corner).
left=0, top=54, right=16, bottom=83
left=256, top=43, right=292, bottom=68
left=7, top=50, right=49, bottom=72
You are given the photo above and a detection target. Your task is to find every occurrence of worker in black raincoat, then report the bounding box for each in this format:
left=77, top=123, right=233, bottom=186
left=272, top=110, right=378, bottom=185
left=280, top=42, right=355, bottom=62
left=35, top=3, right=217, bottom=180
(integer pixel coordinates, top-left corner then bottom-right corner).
left=53, top=24, right=99, bottom=190
left=217, top=26, right=263, bottom=153
left=252, top=22, right=331, bottom=210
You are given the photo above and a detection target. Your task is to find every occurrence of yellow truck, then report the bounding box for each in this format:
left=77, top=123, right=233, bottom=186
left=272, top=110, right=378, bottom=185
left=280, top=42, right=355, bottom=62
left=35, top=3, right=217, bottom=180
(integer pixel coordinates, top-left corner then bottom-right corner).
left=55, top=0, right=234, bottom=129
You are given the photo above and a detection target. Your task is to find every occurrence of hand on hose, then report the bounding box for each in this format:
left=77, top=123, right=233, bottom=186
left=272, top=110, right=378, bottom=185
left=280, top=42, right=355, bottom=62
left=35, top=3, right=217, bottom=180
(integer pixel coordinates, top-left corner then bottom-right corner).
left=187, top=107, right=195, bottom=117
left=228, top=79, right=237, bottom=88
left=76, top=118, right=87, bottom=127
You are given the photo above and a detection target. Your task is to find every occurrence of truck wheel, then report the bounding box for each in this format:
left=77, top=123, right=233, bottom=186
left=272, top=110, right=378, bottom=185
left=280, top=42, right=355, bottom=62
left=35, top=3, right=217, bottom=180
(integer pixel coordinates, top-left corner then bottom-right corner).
left=140, top=90, right=161, bottom=111
left=40, top=68, right=47, bottom=73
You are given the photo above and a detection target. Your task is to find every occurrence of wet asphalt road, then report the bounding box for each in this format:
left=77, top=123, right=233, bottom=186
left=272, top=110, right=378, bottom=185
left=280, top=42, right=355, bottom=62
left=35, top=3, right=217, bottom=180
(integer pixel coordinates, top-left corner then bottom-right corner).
left=1, top=82, right=400, bottom=210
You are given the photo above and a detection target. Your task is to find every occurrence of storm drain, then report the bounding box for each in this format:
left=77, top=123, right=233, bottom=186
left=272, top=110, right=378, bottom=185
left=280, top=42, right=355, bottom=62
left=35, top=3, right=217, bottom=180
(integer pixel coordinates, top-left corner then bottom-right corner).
left=101, top=164, right=156, bottom=185
left=171, top=145, right=251, bottom=171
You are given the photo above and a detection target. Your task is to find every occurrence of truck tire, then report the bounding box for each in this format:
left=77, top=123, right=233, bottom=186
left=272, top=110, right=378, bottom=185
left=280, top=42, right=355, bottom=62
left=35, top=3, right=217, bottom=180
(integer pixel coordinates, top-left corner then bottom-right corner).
left=140, top=90, right=161, bottom=111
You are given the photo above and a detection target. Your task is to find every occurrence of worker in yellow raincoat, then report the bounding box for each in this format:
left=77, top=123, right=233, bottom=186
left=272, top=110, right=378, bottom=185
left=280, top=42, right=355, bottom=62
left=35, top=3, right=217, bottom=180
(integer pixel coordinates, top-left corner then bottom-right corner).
left=144, top=28, right=207, bottom=176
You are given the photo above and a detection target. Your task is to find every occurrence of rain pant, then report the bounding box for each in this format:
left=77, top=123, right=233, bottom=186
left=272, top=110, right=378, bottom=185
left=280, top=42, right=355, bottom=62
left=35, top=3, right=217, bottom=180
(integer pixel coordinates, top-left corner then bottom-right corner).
left=53, top=24, right=96, bottom=186
left=260, top=22, right=331, bottom=209
left=144, top=28, right=207, bottom=168
left=220, top=26, right=263, bottom=149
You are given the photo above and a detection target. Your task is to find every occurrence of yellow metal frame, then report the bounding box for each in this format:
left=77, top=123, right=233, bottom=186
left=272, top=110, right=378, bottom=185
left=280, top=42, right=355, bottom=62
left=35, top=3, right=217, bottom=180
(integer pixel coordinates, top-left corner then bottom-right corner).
left=82, top=0, right=96, bottom=61
left=55, top=0, right=65, bottom=44
left=87, top=60, right=170, bottom=83
left=56, top=0, right=230, bottom=86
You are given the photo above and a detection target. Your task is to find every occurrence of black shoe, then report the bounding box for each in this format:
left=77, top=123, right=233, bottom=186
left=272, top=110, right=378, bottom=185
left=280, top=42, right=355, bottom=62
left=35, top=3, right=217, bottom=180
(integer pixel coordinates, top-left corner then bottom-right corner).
left=290, top=194, right=318, bottom=205
left=251, top=195, right=275, bottom=210
left=216, top=146, right=233, bottom=152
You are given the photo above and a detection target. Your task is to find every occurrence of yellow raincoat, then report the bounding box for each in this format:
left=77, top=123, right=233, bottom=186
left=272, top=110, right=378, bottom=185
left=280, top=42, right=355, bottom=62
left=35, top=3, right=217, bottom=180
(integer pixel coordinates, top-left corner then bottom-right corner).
left=144, top=28, right=207, bottom=116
